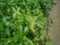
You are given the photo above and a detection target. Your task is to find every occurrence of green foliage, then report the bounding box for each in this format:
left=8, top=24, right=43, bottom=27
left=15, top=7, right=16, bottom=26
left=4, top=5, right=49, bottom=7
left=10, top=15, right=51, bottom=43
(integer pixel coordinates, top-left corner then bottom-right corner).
left=0, top=0, right=52, bottom=45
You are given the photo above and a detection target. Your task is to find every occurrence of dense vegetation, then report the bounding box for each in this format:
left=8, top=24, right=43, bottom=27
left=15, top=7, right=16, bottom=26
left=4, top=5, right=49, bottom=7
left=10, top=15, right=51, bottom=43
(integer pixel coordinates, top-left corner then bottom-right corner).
left=0, top=0, right=52, bottom=45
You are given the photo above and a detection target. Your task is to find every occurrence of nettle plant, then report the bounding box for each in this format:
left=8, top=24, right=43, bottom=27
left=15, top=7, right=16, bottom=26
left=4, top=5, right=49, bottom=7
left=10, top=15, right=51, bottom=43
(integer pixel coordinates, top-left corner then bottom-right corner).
left=0, top=0, right=52, bottom=45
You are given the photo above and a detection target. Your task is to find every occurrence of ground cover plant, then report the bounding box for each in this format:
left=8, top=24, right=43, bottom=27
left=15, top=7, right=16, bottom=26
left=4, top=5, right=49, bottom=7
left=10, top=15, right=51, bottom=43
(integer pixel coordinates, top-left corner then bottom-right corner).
left=0, top=0, right=52, bottom=45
